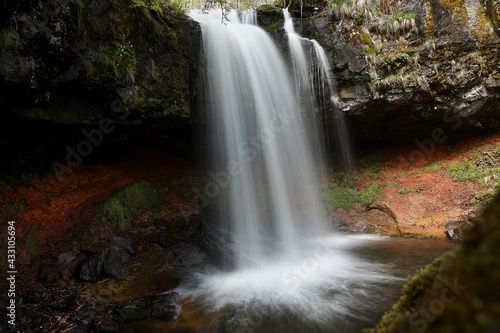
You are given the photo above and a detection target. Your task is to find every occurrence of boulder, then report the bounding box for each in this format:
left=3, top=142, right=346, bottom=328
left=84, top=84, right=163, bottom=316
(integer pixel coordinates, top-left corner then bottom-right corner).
left=103, top=250, right=126, bottom=280
left=79, top=257, right=102, bottom=282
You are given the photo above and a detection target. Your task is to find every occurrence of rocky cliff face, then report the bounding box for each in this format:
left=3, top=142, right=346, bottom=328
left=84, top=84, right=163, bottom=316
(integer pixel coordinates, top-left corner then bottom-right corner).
left=259, top=0, right=500, bottom=146
left=0, top=0, right=199, bottom=127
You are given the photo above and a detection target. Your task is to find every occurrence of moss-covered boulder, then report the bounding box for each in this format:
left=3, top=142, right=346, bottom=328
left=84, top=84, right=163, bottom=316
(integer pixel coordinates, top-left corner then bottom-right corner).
left=256, top=5, right=285, bottom=31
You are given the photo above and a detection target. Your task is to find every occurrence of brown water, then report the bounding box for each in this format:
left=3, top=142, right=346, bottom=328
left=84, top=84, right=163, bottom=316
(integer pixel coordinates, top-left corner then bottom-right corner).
left=127, top=235, right=455, bottom=333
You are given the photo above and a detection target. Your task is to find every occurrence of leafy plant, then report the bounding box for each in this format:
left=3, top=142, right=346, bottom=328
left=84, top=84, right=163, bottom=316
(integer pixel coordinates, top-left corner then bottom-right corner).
left=0, top=29, right=19, bottom=52
left=96, top=181, right=163, bottom=231
left=397, top=188, right=414, bottom=195
left=0, top=203, right=26, bottom=219
left=118, top=181, right=163, bottom=211
left=321, top=182, right=380, bottom=211
left=43, top=25, right=52, bottom=40
left=100, top=197, right=132, bottom=230
left=448, top=160, right=481, bottom=182
left=359, top=150, right=384, bottom=178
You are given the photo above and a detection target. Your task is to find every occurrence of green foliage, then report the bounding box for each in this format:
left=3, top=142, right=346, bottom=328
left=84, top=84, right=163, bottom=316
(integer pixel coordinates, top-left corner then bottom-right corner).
left=329, top=169, right=360, bottom=186
left=397, top=187, right=414, bottom=195
left=386, top=53, right=410, bottom=70
left=117, top=181, right=163, bottom=211
left=359, top=150, right=384, bottom=178
left=96, top=53, right=111, bottom=68
left=131, top=0, right=186, bottom=15
left=35, top=91, right=51, bottom=104
left=468, top=198, right=481, bottom=205
left=97, top=181, right=163, bottom=231
left=321, top=182, right=380, bottom=211
left=422, top=162, right=443, bottom=172
left=100, top=197, right=132, bottom=230
left=114, top=41, right=136, bottom=78
left=364, top=251, right=455, bottom=333
left=169, top=0, right=187, bottom=14
left=43, top=25, right=52, bottom=40
left=425, top=36, right=439, bottom=43
left=321, top=184, right=357, bottom=210
left=0, top=203, right=26, bottom=219
left=0, top=29, right=19, bottom=52
left=329, top=0, right=352, bottom=6
left=82, top=59, right=94, bottom=74
left=391, top=11, right=415, bottom=21
left=132, top=0, right=163, bottom=12
left=448, top=160, right=482, bottom=182
left=359, top=182, right=380, bottom=206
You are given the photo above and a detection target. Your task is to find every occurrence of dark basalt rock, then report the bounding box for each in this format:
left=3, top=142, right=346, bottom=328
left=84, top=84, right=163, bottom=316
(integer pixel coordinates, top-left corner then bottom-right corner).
left=150, top=292, right=181, bottom=321
left=258, top=0, right=500, bottom=146
left=114, top=305, right=148, bottom=323
left=103, top=250, right=126, bottom=280
left=79, top=256, right=102, bottom=282
left=123, top=239, right=138, bottom=256
left=0, top=0, right=200, bottom=172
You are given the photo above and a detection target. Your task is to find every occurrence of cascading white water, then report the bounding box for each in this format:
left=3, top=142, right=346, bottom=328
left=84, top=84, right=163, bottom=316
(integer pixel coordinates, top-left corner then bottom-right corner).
left=191, top=9, right=326, bottom=267
left=241, top=9, right=257, bottom=24
left=283, top=8, right=353, bottom=166
left=182, top=10, right=410, bottom=332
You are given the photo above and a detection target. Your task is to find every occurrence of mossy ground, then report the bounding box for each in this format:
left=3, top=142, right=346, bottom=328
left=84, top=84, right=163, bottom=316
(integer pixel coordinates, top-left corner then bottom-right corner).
left=326, top=134, right=500, bottom=238
left=97, top=181, right=164, bottom=230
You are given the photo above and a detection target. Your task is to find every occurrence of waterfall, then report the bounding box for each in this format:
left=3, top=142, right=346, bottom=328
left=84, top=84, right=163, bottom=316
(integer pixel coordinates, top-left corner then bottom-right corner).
left=191, top=9, right=326, bottom=268
left=241, top=9, right=256, bottom=25
left=283, top=8, right=353, bottom=166
left=183, top=10, right=398, bottom=332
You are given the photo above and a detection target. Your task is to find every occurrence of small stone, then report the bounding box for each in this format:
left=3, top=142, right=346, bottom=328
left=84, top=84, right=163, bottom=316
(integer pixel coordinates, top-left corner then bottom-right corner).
left=114, top=305, right=147, bottom=323
left=59, top=252, right=76, bottom=266
left=151, top=292, right=181, bottom=321
left=79, top=257, right=102, bottom=282
left=123, top=239, right=138, bottom=256
left=39, top=264, right=60, bottom=282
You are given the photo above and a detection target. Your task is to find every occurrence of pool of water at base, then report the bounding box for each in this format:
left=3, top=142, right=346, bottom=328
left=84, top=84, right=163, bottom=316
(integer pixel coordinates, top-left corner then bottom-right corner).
left=127, top=234, right=455, bottom=333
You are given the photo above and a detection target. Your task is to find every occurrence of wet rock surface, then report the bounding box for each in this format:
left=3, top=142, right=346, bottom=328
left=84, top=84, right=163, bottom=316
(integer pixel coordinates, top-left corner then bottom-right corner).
left=259, top=0, right=500, bottom=145
left=3, top=206, right=227, bottom=332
